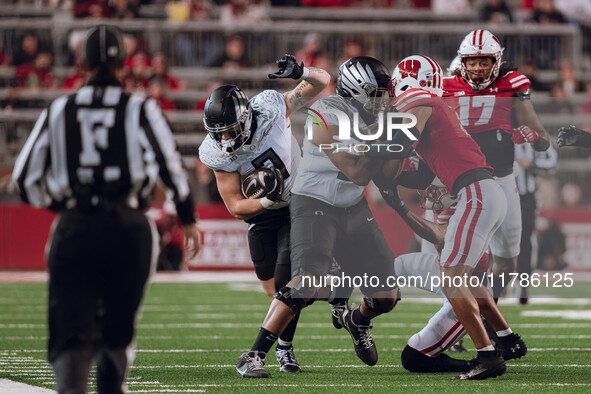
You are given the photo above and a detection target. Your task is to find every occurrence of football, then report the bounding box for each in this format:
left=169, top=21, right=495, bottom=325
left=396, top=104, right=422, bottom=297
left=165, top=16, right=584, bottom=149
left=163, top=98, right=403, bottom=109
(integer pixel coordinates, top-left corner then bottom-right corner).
left=240, top=168, right=275, bottom=199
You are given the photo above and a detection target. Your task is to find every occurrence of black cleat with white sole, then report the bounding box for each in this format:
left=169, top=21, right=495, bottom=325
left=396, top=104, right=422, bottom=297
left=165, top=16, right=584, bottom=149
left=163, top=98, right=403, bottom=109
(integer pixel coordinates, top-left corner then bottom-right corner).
left=236, top=350, right=271, bottom=378
left=341, top=307, right=378, bottom=366
left=452, top=353, right=506, bottom=380
left=498, top=333, right=527, bottom=361
left=276, top=346, right=301, bottom=373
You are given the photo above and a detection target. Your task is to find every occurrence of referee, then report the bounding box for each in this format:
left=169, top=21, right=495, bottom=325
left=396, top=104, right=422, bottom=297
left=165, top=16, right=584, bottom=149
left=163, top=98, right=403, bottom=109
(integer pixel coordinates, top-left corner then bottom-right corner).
left=12, top=25, right=200, bottom=393
left=514, top=142, right=557, bottom=304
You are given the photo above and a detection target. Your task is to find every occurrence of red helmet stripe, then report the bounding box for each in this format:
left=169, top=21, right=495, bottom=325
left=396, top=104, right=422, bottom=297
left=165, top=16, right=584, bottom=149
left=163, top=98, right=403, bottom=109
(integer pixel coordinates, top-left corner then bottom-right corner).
left=421, top=55, right=441, bottom=90
left=434, top=57, right=442, bottom=88
left=478, top=29, right=484, bottom=47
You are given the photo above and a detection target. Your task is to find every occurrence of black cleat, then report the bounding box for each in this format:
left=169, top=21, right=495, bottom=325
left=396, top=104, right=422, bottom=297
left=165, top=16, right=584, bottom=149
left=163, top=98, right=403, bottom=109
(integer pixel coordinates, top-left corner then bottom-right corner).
left=452, top=353, right=506, bottom=380
left=236, top=351, right=271, bottom=378
left=498, top=333, right=527, bottom=361
left=275, top=346, right=301, bottom=373
left=341, top=307, right=378, bottom=366
left=330, top=301, right=347, bottom=329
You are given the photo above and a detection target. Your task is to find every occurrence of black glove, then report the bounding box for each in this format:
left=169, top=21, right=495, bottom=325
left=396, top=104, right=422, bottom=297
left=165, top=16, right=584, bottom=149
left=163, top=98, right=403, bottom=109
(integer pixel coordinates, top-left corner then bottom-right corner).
left=264, top=168, right=284, bottom=203
left=557, top=125, right=591, bottom=148
left=380, top=187, right=409, bottom=216
left=268, top=54, right=304, bottom=80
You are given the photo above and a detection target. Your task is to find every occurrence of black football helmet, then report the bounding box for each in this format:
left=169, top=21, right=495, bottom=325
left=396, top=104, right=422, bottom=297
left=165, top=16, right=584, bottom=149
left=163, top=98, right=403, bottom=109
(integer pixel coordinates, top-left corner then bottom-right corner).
left=203, top=84, right=253, bottom=153
left=336, top=56, right=390, bottom=114
left=82, top=25, right=126, bottom=70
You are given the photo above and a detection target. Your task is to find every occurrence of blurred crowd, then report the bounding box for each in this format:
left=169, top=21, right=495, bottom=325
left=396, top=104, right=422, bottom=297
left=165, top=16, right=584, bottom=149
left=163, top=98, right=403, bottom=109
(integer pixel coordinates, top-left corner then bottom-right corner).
left=1, top=0, right=588, bottom=22
left=2, top=17, right=591, bottom=117
left=1, top=0, right=591, bottom=210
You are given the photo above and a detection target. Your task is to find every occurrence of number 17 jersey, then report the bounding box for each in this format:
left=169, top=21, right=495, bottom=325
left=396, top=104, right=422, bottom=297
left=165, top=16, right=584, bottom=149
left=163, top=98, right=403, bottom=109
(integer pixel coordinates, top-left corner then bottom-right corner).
left=443, top=71, right=531, bottom=176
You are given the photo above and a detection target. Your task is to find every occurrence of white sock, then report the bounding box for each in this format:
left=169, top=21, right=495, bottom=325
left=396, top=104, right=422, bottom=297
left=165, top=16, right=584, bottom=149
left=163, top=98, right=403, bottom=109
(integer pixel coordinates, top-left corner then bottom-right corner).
left=278, top=339, right=292, bottom=348
left=496, top=328, right=513, bottom=337
left=477, top=345, right=495, bottom=352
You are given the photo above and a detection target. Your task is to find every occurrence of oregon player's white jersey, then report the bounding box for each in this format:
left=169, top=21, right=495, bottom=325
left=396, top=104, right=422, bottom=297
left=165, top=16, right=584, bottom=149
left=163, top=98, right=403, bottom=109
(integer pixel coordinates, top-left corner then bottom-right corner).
left=292, top=94, right=367, bottom=208
left=199, top=90, right=300, bottom=205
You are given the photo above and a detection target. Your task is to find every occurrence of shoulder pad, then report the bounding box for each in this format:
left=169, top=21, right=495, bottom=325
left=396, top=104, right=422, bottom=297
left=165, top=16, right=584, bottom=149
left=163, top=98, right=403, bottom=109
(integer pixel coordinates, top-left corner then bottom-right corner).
left=198, top=135, right=240, bottom=172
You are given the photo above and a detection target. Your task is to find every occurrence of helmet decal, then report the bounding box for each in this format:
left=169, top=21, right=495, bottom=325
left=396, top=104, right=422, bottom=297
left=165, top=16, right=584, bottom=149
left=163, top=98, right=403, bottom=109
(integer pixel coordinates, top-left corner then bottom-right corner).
left=391, top=55, right=443, bottom=97
left=398, top=59, right=420, bottom=79
left=203, top=84, right=252, bottom=153
left=336, top=56, right=390, bottom=114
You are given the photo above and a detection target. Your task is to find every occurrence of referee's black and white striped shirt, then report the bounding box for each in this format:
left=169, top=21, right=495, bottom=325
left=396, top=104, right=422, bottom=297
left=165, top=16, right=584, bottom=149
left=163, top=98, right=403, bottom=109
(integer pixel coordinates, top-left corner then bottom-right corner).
left=12, top=80, right=195, bottom=224
left=514, top=142, right=558, bottom=196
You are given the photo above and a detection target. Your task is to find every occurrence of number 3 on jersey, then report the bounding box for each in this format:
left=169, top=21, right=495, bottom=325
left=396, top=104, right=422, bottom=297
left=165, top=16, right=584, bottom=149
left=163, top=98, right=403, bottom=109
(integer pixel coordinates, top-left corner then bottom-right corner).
left=458, top=95, right=495, bottom=127
left=77, top=108, right=115, bottom=166
left=251, top=148, right=289, bottom=179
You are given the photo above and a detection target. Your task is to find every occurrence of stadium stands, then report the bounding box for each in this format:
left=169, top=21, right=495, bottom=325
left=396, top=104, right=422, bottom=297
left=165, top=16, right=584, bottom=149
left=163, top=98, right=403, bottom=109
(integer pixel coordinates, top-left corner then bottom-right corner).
left=1, top=3, right=591, bottom=202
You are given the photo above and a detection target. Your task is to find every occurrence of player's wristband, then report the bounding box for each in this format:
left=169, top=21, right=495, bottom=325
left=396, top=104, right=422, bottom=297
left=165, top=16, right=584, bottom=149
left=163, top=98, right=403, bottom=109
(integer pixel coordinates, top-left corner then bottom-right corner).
left=301, top=67, right=310, bottom=80
left=260, top=197, right=277, bottom=209
left=533, top=137, right=550, bottom=151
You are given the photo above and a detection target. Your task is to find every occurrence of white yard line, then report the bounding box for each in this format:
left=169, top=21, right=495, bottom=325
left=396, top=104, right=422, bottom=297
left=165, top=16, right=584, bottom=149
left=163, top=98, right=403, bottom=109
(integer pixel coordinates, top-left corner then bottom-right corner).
left=2, top=270, right=591, bottom=284
left=521, top=310, right=591, bottom=319
left=4, top=347, right=591, bottom=355
left=0, top=379, right=54, bottom=393
left=5, top=334, right=591, bottom=341
left=3, top=322, right=591, bottom=329
left=127, top=363, right=591, bottom=369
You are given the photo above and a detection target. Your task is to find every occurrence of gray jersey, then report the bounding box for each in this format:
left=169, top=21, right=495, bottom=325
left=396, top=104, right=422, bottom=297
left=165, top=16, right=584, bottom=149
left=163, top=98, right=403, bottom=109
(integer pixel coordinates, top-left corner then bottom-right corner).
left=199, top=90, right=300, bottom=205
left=292, top=94, right=367, bottom=208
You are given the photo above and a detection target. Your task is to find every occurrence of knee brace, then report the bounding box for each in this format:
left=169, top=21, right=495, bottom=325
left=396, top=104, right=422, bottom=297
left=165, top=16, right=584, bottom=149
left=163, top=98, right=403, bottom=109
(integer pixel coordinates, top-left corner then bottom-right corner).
left=363, top=292, right=400, bottom=315
left=274, top=276, right=317, bottom=315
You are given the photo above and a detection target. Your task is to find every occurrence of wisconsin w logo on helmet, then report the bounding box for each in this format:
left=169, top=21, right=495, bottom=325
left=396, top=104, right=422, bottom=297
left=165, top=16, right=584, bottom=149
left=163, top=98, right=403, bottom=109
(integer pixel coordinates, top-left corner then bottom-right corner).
left=398, top=60, right=420, bottom=79
left=390, top=55, right=443, bottom=98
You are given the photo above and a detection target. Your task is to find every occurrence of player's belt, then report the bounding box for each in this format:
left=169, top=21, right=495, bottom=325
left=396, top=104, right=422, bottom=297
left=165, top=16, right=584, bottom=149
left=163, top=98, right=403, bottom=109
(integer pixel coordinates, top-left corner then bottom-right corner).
left=452, top=167, right=493, bottom=195
left=64, top=194, right=140, bottom=213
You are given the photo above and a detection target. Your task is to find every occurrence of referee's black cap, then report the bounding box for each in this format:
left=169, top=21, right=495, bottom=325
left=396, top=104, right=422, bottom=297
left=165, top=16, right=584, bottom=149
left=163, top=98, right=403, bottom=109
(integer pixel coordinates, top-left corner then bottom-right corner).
left=82, top=25, right=126, bottom=70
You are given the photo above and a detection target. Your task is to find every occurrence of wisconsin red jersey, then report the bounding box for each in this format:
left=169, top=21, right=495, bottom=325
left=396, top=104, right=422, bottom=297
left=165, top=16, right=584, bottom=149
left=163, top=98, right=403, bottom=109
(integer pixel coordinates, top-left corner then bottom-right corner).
left=392, top=88, right=491, bottom=194
left=442, top=71, right=531, bottom=135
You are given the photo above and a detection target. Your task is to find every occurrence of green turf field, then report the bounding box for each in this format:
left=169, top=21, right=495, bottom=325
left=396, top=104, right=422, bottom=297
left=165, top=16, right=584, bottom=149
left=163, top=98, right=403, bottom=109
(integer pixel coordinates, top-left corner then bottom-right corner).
left=1, top=281, right=590, bottom=392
